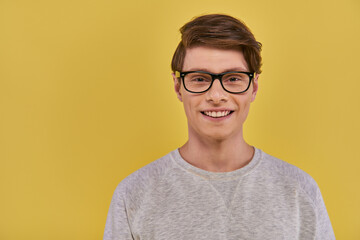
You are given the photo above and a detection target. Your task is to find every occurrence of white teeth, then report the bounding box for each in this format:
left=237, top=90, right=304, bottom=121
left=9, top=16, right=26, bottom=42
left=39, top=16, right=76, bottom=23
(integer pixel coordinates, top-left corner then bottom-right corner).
left=203, top=111, right=231, bottom=118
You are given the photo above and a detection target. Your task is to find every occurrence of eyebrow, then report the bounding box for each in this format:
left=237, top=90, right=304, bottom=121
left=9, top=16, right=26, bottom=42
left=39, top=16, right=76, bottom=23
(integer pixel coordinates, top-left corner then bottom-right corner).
left=184, top=67, right=249, bottom=72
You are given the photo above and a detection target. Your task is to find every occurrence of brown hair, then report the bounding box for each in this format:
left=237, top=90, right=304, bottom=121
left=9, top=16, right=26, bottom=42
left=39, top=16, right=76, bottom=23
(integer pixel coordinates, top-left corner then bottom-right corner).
left=171, top=14, right=262, bottom=74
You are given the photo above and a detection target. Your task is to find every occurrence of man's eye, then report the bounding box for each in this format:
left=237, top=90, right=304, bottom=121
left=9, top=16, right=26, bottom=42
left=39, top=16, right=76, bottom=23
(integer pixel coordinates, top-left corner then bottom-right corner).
left=191, top=77, right=210, bottom=82
left=229, top=77, right=240, bottom=82
left=228, top=76, right=244, bottom=81
left=225, top=75, right=245, bottom=82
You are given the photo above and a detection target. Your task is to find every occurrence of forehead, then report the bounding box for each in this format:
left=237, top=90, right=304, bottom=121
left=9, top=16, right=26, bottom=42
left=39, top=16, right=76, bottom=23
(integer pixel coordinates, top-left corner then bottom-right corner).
left=183, top=46, right=249, bottom=73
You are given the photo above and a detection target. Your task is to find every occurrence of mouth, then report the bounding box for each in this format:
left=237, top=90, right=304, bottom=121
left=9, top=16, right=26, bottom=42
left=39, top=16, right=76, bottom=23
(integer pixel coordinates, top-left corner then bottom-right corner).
left=201, top=110, right=234, bottom=118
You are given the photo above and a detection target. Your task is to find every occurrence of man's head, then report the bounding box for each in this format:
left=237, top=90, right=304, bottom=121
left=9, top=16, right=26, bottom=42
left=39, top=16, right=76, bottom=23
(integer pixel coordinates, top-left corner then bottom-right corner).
left=171, top=14, right=262, bottom=142
left=171, top=14, right=262, bottom=74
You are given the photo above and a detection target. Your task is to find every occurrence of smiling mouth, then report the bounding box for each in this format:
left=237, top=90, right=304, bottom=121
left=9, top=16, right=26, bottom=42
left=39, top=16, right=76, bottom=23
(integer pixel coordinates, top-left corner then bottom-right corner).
left=201, top=110, right=234, bottom=118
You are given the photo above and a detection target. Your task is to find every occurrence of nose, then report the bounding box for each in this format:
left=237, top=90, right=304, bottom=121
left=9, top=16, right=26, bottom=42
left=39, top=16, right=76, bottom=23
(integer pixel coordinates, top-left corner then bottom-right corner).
left=205, top=78, right=228, bottom=103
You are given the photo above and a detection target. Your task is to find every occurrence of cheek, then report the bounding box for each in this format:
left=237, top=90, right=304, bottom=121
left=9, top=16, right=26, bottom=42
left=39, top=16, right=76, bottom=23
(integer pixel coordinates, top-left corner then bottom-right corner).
left=182, top=96, right=202, bottom=120
left=236, top=96, right=253, bottom=117
left=182, top=97, right=195, bottom=118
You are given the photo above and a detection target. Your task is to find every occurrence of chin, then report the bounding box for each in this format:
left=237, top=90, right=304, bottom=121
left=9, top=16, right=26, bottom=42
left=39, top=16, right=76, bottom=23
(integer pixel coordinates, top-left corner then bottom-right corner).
left=203, top=130, right=233, bottom=142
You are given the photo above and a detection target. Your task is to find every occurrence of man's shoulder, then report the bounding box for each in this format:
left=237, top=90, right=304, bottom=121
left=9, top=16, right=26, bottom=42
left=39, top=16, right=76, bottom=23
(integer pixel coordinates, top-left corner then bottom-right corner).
left=258, top=149, right=320, bottom=201
left=113, top=150, right=176, bottom=197
left=108, top=150, right=177, bottom=225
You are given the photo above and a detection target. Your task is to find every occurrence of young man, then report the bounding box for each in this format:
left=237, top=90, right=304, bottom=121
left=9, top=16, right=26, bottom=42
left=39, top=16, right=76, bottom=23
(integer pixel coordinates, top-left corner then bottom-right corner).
left=104, top=14, right=335, bottom=239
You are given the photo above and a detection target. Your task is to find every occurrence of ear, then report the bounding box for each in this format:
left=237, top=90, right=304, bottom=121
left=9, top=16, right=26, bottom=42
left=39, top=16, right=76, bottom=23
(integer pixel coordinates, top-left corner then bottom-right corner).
left=172, top=72, right=183, bottom=102
left=251, top=73, right=259, bottom=102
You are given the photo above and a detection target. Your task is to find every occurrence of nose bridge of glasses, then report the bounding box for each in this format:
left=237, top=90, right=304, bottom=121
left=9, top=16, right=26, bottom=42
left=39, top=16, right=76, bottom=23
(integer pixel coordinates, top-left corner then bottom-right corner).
left=211, top=73, right=224, bottom=82
left=210, top=73, right=227, bottom=90
left=208, top=74, right=227, bottom=94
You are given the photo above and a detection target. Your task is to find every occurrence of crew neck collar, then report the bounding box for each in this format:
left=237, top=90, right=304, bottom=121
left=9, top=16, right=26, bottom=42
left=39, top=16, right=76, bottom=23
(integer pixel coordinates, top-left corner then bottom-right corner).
left=170, top=147, right=262, bottom=180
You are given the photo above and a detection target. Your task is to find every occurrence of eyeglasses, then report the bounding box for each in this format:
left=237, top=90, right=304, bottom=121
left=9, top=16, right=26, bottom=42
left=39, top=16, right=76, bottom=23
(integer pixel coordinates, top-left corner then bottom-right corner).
left=175, top=70, right=255, bottom=94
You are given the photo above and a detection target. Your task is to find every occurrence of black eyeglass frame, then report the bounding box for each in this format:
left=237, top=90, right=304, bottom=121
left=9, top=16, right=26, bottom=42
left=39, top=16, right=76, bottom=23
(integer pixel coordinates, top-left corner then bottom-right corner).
left=175, top=70, right=255, bottom=94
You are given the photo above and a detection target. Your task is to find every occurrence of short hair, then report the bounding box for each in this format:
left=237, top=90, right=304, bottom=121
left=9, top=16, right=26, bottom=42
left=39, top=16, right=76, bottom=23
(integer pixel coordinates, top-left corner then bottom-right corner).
left=171, top=14, right=262, bottom=74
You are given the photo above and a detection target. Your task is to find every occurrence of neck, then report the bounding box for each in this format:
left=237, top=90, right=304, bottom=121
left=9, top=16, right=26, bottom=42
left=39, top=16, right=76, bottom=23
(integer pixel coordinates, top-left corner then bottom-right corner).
left=179, top=132, right=254, bottom=172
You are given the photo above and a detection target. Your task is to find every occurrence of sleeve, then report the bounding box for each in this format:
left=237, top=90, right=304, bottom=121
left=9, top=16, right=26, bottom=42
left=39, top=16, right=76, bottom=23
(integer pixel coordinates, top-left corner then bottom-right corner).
left=315, top=187, right=336, bottom=240
left=103, top=185, right=134, bottom=240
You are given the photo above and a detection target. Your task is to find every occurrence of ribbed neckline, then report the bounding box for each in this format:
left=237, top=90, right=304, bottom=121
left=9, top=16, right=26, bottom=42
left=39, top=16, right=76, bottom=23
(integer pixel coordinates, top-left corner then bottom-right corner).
left=170, top=147, right=262, bottom=180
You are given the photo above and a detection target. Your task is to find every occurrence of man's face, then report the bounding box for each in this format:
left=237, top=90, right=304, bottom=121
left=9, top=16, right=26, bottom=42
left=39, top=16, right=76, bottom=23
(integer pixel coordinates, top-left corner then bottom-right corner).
left=173, top=46, right=259, bottom=142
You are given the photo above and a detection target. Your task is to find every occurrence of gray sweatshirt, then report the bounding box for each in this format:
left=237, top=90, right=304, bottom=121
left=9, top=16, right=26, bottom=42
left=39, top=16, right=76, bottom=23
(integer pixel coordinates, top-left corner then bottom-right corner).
left=104, top=148, right=335, bottom=239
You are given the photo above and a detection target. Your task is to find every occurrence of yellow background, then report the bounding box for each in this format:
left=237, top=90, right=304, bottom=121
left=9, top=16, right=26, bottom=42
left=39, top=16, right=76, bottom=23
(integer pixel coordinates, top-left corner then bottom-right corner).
left=1, top=0, right=359, bottom=239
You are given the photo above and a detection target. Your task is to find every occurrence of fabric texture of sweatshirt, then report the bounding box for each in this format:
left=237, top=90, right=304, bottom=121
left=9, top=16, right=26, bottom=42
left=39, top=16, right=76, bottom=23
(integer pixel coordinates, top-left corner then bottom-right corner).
left=104, top=148, right=335, bottom=240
